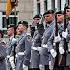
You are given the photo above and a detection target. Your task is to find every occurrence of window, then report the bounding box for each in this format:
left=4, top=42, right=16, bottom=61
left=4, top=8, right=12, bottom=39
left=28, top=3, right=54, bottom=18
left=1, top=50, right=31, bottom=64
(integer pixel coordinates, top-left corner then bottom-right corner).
left=1, top=0, right=6, bottom=3
left=2, top=12, right=18, bottom=15
left=44, top=0, right=47, bottom=12
left=37, top=0, right=40, bottom=14
left=1, top=0, right=16, bottom=3
left=2, top=11, right=18, bottom=34
left=55, top=0, right=58, bottom=11
left=66, top=0, right=70, bottom=5
left=47, top=0, right=52, bottom=10
left=58, top=0, right=61, bottom=10
left=2, top=17, right=18, bottom=28
left=61, top=0, right=66, bottom=10
left=51, top=0, right=55, bottom=10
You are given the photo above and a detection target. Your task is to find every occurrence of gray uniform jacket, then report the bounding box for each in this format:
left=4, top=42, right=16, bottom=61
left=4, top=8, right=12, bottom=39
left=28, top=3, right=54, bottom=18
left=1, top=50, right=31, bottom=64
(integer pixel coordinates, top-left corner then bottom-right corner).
left=40, top=21, right=55, bottom=65
left=0, top=40, right=6, bottom=70
left=6, top=37, right=17, bottom=70
left=66, top=21, right=70, bottom=66
left=31, top=29, right=44, bottom=68
left=16, top=32, right=32, bottom=70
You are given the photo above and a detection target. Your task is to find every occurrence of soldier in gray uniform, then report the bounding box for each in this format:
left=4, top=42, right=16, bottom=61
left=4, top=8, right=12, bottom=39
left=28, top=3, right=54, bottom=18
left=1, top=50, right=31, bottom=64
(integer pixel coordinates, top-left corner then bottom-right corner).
left=53, top=11, right=65, bottom=70
left=15, top=21, right=32, bottom=70
left=6, top=24, right=17, bottom=70
left=56, top=11, right=64, bottom=36
left=62, top=5, right=70, bottom=70
left=30, top=15, right=41, bottom=38
left=0, top=30, right=6, bottom=70
left=31, top=23, right=44, bottom=70
left=39, top=10, right=57, bottom=70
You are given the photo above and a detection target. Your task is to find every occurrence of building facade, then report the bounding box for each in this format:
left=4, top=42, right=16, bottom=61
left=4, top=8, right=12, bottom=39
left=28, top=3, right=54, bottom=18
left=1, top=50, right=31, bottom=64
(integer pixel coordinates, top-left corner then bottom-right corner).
left=0, top=0, right=70, bottom=34
left=33, top=0, right=70, bottom=16
left=0, top=0, right=33, bottom=34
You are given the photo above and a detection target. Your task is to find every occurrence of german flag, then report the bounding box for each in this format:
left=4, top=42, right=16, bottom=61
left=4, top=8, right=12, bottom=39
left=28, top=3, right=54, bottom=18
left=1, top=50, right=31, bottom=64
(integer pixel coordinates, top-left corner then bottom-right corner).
left=6, top=0, right=13, bottom=17
left=6, top=0, right=18, bottom=17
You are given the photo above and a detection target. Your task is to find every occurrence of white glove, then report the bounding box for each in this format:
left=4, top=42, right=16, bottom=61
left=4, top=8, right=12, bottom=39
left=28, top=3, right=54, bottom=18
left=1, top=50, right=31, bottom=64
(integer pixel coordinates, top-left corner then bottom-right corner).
left=53, top=43, right=56, bottom=46
left=9, top=56, right=15, bottom=70
left=12, top=38, right=16, bottom=42
left=59, top=47, right=64, bottom=54
left=12, top=67, right=15, bottom=70
left=68, top=43, right=70, bottom=52
left=42, top=44, right=48, bottom=48
left=39, top=64, right=44, bottom=70
left=37, top=47, right=42, bottom=54
left=62, top=29, right=68, bottom=38
left=23, top=64, right=28, bottom=70
left=35, top=26, right=37, bottom=29
left=37, top=47, right=42, bottom=51
left=12, top=38, right=17, bottom=44
left=7, top=55, right=10, bottom=59
left=49, top=61, right=54, bottom=70
left=17, top=52, right=25, bottom=56
left=54, top=36, right=61, bottom=43
left=50, top=49, right=57, bottom=58
left=31, top=47, right=38, bottom=50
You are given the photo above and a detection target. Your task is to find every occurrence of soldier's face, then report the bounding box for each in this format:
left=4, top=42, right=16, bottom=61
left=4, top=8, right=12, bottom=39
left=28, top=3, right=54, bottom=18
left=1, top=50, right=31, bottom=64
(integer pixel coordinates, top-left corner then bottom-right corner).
left=33, top=18, right=40, bottom=24
left=0, top=33, right=2, bottom=38
left=7, top=28, right=14, bottom=36
left=18, top=24, right=25, bottom=34
left=66, top=9, right=70, bottom=19
left=16, top=27, right=21, bottom=35
left=44, top=14, right=54, bottom=23
left=57, top=14, right=64, bottom=23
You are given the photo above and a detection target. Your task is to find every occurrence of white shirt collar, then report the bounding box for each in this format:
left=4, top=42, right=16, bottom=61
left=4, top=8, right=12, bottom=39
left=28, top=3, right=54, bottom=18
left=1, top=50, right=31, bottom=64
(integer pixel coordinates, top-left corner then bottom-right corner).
left=9, top=35, right=14, bottom=40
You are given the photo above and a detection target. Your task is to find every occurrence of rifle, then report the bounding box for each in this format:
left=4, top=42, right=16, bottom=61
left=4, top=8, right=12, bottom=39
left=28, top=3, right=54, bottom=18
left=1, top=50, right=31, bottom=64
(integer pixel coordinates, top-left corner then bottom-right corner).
left=54, top=10, right=65, bottom=66
left=63, top=4, right=68, bottom=66
left=58, top=8, right=67, bottom=65
left=30, top=26, right=35, bottom=38
left=58, top=4, right=68, bottom=66
left=54, top=12, right=59, bottom=66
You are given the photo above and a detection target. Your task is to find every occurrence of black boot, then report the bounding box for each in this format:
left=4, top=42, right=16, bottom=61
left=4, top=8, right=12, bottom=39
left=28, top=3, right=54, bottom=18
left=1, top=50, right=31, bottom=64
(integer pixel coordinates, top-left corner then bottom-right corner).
left=64, top=66, right=70, bottom=70
left=59, top=66, right=64, bottom=70
left=28, top=68, right=32, bottom=70
left=45, top=65, right=49, bottom=70
left=54, top=65, right=59, bottom=70
left=31, top=68, right=40, bottom=70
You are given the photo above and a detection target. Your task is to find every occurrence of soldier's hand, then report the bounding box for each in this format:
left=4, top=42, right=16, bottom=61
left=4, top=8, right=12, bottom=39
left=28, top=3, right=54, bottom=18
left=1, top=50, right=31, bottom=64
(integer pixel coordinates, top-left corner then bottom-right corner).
left=62, top=30, right=68, bottom=38
left=59, top=46, right=64, bottom=54
left=9, top=56, right=15, bottom=70
left=13, top=68, right=15, bottom=70
left=50, top=49, right=57, bottom=58
left=37, top=47, right=42, bottom=54
left=68, top=42, right=70, bottom=52
left=54, top=36, right=61, bottom=43
left=49, top=61, right=54, bottom=70
left=42, top=44, right=48, bottom=48
left=37, top=47, right=42, bottom=51
left=7, top=55, right=10, bottom=59
left=23, top=64, right=28, bottom=70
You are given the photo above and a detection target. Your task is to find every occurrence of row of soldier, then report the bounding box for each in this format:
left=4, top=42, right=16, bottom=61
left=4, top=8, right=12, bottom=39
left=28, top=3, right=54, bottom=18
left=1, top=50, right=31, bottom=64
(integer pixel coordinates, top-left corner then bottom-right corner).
left=0, top=4, right=70, bottom=70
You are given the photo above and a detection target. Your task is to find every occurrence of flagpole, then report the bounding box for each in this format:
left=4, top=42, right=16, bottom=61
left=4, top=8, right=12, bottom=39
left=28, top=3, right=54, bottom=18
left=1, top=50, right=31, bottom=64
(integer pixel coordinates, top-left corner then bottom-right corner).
left=14, top=6, right=16, bottom=64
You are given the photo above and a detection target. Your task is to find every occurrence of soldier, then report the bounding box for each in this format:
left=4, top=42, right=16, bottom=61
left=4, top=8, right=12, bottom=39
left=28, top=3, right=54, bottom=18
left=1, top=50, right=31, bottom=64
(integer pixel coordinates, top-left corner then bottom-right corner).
left=62, top=5, right=70, bottom=70
left=55, top=11, right=64, bottom=36
left=39, top=10, right=57, bottom=70
left=15, top=21, right=32, bottom=70
left=31, top=23, right=44, bottom=70
left=30, top=15, right=41, bottom=37
left=53, top=11, right=65, bottom=70
left=0, top=30, right=7, bottom=70
left=6, top=24, right=17, bottom=70
left=32, top=14, right=41, bottom=27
